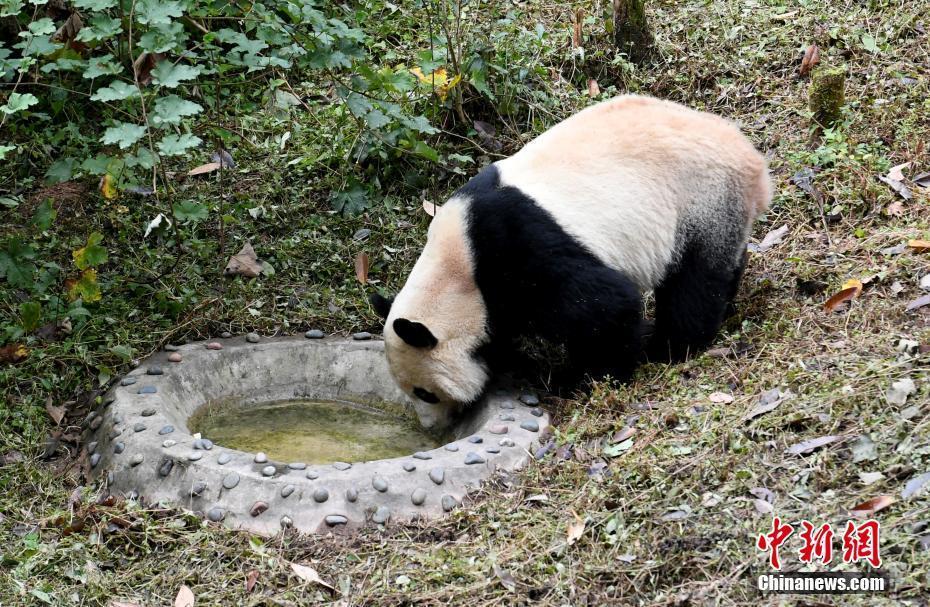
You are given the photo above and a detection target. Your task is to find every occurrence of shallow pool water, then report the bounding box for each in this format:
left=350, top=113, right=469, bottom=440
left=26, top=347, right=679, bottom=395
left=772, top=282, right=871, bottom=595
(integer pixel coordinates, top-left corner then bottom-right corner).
left=190, top=399, right=439, bottom=464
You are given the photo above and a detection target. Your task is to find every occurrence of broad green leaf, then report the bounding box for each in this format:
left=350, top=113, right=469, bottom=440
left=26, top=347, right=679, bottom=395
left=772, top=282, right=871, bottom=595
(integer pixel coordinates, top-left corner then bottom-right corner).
left=75, top=16, right=122, bottom=42
left=151, top=94, right=203, bottom=127
left=44, top=158, right=77, bottom=184
left=173, top=200, right=208, bottom=221
left=67, top=268, right=102, bottom=303
left=40, top=57, right=85, bottom=74
left=381, top=68, right=415, bottom=93
left=331, top=181, right=369, bottom=216
left=151, top=60, right=201, bottom=88
left=125, top=148, right=156, bottom=169
left=0, top=240, right=37, bottom=288
left=19, top=301, right=41, bottom=333
left=0, top=92, right=38, bottom=114
left=1, top=0, right=25, bottom=18
left=90, top=80, right=140, bottom=102
left=80, top=153, right=118, bottom=175
left=0, top=145, right=14, bottom=160
left=27, top=18, right=55, bottom=36
left=136, top=0, right=183, bottom=26
left=30, top=198, right=56, bottom=230
left=83, top=55, right=121, bottom=79
left=402, top=114, right=438, bottom=134
left=101, top=122, right=147, bottom=149
left=13, top=34, right=60, bottom=57
left=139, top=21, right=186, bottom=53
left=109, top=344, right=133, bottom=361
left=156, top=133, right=201, bottom=156
left=363, top=108, right=390, bottom=129
left=73, top=0, right=116, bottom=9
left=413, top=140, right=439, bottom=162
left=73, top=232, right=107, bottom=270
left=861, top=34, right=879, bottom=53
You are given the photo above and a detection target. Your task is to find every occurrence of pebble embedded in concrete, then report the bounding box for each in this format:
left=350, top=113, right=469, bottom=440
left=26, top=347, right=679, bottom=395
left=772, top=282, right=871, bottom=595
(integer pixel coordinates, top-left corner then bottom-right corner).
left=280, top=515, right=293, bottom=528
left=372, top=476, right=388, bottom=492
left=489, top=425, right=508, bottom=435
left=206, top=342, right=223, bottom=350
left=520, top=420, right=539, bottom=432
left=402, top=462, right=416, bottom=472
left=500, top=414, right=515, bottom=421
left=246, top=333, right=260, bottom=343
left=326, top=515, right=348, bottom=526
left=441, top=495, right=457, bottom=512
left=164, top=344, right=180, bottom=352
left=133, top=423, right=147, bottom=432
left=486, top=447, right=500, bottom=454
left=519, top=393, right=540, bottom=406
left=207, top=508, right=225, bottom=522
left=445, top=444, right=459, bottom=452
left=530, top=407, right=543, bottom=417
left=306, top=470, right=319, bottom=479
left=305, top=329, right=325, bottom=339
left=188, top=452, right=203, bottom=461
left=130, top=453, right=144, bottom=466
left=162, top=439, right=176, bottom=448
left=217, top=453, right=232, bottom=465
left=261, top=465, right=276, bottom=477
left=468, top=436, right=483, bottom=444
left=158, top=459, right=173, bottom=477
left=90, top=417, right=103, bottom=430
left=288, top=462, right=306, bottom=470
left=313, top=488, right=329, bottom=503
left=222, top=472, right=240, bottom=489
left=221, top=332, right=232, bottom=339
left=281, top=484, right=295, bottom=498
left=158, top=425, right=174, bottom=435
left=412, top=451, right=432, bottom=460
left=499, top=438, right=515, bottom=447
left=168, top=353, right=182, bottom=363
left=411, top=488, right=427, bottom=505
left=346, top=488, right=358, bottom=502
left=429, top=468, right=444, bottom=485
left=90, top=453, right=101, bottom=467
left=113, top=442, right=125, bottom=454
left=464, top=452, right=485, bottom=465
left=352, top=332, right=372, bottom=341
left=191, top=481, right=207, bottom=497
left=333, top=462, right=351, bottom=471
left=141, top=408, right=156, bottom=417
left=372, top=506, right=391, bottom=524
left=88, top=441, right=98, bottom=454
left=121, top=377, right=137, bottom=386
left=500, top=400, right=515, bottom=409
left=250, top=501, right=269, bottom=517
left=254, top=452, right=267, bottom=463
left=138, top=386, right=157, bottom=394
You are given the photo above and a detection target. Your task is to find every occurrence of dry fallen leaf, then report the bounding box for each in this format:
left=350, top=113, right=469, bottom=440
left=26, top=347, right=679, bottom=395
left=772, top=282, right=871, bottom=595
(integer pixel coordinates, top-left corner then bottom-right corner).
left=566, top=511, right=585, bottom=545
left=224, top=242, right=263, bottom=278
left=110, top=602, right=143, bottom=607
left=749, top=224, right=789, bottom=253
left=571, top=9, right=583, bottom=48
left=754, top=498, right=774, bottom=514
left=709, top=392, right=734, bottom=404
left=786, top=435, right=841, bottom=455
left=493, top=564, right=517, bottom=592
left=823, top=286, right=861, bottom=313
left=841, top=278, right=864, bottom=296
left=45, top=397, right=65, bottom=425
left=174, top=585, right=194, bottom=607
left=850, top=495, right=895, bottom=518
left=799, top=44, right=820, bottom=77
left=245, top=569, right=259, bottom=593
left=902, top=472, right=930, bottom=499
left=887, top=200, right=905, bottom=216
left=913, top=171, right=930, bottom=188
left=188, top=162, right=221, bottom=177
left=99, top=174, right=118, bottom=200
left=587, top=78, right=600, bottom=98
left=906, top=294, right=930, bottom=312
left=422, top=199, right=439, bottom=217
left=354, top=252, right=369, bottom=285
left=908, top=239, right=930, bottom=251
left=290, top=562, right=334, bottom=591
left=888, top=162, right=910, bottom=182
left=0, top=343, right=29, bottom=365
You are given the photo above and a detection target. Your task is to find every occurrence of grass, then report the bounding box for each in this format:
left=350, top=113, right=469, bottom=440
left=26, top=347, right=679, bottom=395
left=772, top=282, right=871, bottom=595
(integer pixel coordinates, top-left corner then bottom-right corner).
left=2, top=0, right=930, bottom=604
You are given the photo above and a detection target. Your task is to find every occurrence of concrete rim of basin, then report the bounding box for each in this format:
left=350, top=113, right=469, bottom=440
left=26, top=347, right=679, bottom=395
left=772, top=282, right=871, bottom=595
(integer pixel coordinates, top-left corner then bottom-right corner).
left=84, top=334, right=550, bottom=535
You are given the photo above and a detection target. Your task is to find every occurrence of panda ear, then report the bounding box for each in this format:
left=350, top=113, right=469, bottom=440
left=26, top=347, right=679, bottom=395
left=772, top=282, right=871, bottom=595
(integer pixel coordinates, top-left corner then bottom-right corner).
left=393, top=318, right=438, bottom=349
left=369, top=293, right=394, bottom=319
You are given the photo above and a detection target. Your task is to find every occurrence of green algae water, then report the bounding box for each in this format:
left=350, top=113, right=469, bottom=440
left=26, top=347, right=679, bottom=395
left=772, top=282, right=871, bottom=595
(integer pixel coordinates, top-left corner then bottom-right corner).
left=190, top=399, right=439, bottom=464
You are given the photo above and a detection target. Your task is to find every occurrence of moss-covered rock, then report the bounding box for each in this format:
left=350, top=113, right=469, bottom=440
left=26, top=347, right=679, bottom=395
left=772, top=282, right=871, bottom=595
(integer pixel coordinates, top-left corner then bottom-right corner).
left=809, top=65, right=846, bottom=127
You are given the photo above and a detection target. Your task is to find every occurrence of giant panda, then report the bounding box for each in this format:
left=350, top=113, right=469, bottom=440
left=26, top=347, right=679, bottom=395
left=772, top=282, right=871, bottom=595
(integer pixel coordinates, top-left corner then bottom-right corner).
left=371, top=95, right=772, bottom=430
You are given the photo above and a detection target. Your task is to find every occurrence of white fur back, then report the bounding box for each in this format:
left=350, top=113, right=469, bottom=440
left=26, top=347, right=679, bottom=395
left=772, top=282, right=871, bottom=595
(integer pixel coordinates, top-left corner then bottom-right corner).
left=495, top=95, right=770, bottom=290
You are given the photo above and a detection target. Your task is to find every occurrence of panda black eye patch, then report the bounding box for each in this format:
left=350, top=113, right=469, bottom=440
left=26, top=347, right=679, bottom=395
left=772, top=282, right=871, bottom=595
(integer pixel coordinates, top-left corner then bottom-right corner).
left=413, top=387, right=440, bottom=404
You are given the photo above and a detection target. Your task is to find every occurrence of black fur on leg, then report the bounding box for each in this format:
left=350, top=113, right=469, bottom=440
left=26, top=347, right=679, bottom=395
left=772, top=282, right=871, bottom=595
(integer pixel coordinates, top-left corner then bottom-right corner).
left=649, top=243, right=747, bottom=362
left=369, top=292, right=394, bottom=319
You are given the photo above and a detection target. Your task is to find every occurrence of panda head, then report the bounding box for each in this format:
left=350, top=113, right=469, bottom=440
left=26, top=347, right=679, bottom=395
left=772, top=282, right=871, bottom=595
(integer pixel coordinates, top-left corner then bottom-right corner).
left=371, top=292, right=490, bottom=432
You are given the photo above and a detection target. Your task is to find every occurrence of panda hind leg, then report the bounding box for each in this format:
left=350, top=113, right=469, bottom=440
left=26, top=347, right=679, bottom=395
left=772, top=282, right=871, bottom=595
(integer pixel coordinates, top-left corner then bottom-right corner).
left=649, top=243, right=747, bottom=362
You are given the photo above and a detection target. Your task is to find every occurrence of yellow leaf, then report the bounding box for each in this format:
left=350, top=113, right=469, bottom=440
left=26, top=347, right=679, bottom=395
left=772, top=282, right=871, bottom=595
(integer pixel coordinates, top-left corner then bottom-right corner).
left=841, top=278, right=864, bottom=297
left=566, top=511, right=585, bottom=545
left=908, top=239, right=930, bottom=251
left=99, top=174, right=118, bottom=200
left=410, top=66, right=461, bottom=101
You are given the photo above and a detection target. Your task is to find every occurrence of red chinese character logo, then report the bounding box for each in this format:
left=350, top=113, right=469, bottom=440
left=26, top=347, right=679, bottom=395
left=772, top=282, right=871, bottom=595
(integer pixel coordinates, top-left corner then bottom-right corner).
left=798, top=520, right=834, bottom=564
left=842, top=520, right=882, bottom=567
left=757, top=517, right=794, bottom=570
